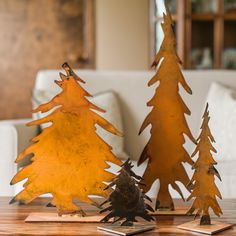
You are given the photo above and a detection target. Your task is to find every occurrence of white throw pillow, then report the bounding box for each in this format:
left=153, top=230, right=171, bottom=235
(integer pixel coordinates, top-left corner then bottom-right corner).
left=32, top=89, right=129, bottom=160
left=206, top=82, right=236, bottom=162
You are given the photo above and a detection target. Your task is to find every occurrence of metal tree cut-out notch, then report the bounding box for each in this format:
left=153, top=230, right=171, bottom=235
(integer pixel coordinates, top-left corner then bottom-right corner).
left=138, top=2, right=196, bottom=211
left=187, top=103, right=222, bottom=225
left=10, top=62, right=123, bottom=216
left=100, top=159, right=155, bottom=226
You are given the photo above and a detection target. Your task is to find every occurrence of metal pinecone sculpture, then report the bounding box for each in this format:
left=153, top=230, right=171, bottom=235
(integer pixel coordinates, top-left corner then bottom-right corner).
left=100, top=159, right=155, bottom=226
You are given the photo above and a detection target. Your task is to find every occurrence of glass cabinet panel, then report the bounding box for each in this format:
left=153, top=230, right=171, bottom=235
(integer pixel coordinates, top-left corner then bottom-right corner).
left=191, top=21, right=214, bottom=69
left=223, top=21, right=236, bottom=69
left=224, top=0, right=236, bottom=12
left=191, top=0, right=217, bottom=13
left=152, top=0, right=236, bottom=69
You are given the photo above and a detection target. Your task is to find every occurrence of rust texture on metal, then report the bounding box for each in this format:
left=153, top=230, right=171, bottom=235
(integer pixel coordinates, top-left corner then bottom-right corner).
left=187, top=103, right=222, bottom=225
left=100, top=159, right=155, bottom=226
left=10, top=62, right=122, bottom=216
left=138, top=3, right=196, bottom=210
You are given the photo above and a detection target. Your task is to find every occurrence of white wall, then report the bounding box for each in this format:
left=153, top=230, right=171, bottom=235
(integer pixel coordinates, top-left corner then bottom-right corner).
left=95, top=0, right=149, bottom=70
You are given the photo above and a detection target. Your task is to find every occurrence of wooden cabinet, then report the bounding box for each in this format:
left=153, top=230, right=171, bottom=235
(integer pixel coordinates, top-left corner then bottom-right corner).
left=150, top=0, right=236, bottom=69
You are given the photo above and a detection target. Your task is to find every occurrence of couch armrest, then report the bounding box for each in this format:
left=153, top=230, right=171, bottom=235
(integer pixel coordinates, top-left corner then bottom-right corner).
left=0, top=119, right=40, bottom=167
left=0, top=125, right=17, bottom=196
left=0, top=119, right=39, bottom=196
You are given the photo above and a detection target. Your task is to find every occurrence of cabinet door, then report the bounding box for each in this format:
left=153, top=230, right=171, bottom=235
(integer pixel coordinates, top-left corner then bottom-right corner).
left=0, top=0, right=94, bottom=119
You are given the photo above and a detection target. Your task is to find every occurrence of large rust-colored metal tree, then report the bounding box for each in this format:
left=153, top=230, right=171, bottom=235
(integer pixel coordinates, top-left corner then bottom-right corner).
left=187, top=103, right=222, bottom=225
left=138, top=4, right=196, bottom=210
left=10, top=62, right=122, bottom=216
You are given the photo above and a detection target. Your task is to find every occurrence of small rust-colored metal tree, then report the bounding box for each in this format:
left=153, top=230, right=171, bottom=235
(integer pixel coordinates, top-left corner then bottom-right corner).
left=10, top=62, right=122, bottom=216
left=187, top=103, right=222, bottom=225
left=138, top=3, right=196, bottom=210
left=100, top=159, right=154, bottom=226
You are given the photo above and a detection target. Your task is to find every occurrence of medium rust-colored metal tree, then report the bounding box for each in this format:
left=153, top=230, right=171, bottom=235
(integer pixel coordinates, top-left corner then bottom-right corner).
left=138, top=3, right=196, bottom=211
left=187, top=103, right=222, bottom=225
left=10, top=62, right=122, bottom=216
left=100, top=159, right=154, bottom=226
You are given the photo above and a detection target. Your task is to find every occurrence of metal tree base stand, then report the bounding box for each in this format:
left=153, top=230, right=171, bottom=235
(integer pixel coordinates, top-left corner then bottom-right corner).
left=177, top=220, right=233, bottom=235
left=25, top=212, right=105, bottom=223
left=97, top=224, right=155, bottom=236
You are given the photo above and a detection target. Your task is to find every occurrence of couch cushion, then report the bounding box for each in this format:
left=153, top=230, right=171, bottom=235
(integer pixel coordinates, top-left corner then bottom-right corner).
left=206, top=82, right=236, bottom=162
left=32, top=89, right=128, bottom=160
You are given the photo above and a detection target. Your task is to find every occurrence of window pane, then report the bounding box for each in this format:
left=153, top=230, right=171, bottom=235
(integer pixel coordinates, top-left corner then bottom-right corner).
left=155, top=21, right=177, bottom=54
left=155, top=0, right=176, bottom=17
left=155, top=21, right=164, bottom=52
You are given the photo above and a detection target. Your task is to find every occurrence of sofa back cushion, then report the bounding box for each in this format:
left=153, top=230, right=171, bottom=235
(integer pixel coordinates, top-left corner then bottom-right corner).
left=35, top=70, right=236, bottom=161
left=206, top=82, right=236, bottom=162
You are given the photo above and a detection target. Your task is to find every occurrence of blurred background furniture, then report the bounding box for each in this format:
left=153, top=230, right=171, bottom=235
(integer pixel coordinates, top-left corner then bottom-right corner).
left=0, top=0, right=94, bottom=120
left=1, top=0, right=236, bottom=120
left=1, top=69, right=236, bottom=199
left=150, top=0, right=236, bottom=69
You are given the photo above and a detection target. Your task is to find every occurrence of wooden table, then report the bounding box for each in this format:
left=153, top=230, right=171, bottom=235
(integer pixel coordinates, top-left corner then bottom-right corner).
left=0, top=197, right=235, bottom=235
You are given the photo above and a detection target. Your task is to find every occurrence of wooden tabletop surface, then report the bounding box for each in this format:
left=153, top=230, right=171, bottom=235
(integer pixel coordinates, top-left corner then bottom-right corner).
left=0, top=197, right=235, bottom=235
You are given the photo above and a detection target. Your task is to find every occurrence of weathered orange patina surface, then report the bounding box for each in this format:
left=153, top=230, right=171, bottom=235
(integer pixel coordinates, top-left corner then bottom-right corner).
left=11, top=63, right=122, bottom=215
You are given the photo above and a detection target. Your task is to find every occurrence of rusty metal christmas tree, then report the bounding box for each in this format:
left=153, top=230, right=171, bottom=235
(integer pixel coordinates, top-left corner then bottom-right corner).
left=100, top=159, right=154, bottom=226
left=138, top=3, right=196, bottom=211
left=187, top=103, right=222, bottom=225
left=10, top=62, right=122, bottom=216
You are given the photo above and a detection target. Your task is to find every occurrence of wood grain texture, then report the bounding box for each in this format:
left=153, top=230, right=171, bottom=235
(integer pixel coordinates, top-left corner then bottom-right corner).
left=0, top=0, right=95, bottom=119
left=0, top=197, right=235, bottom=235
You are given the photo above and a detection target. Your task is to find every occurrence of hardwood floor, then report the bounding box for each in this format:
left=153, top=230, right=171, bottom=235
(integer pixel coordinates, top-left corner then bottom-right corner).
left=0, top=197, right=235, bottom=235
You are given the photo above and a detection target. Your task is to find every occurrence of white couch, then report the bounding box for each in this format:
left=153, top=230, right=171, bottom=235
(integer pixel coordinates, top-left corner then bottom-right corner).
left=1, top=70, right=236, bottom=198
